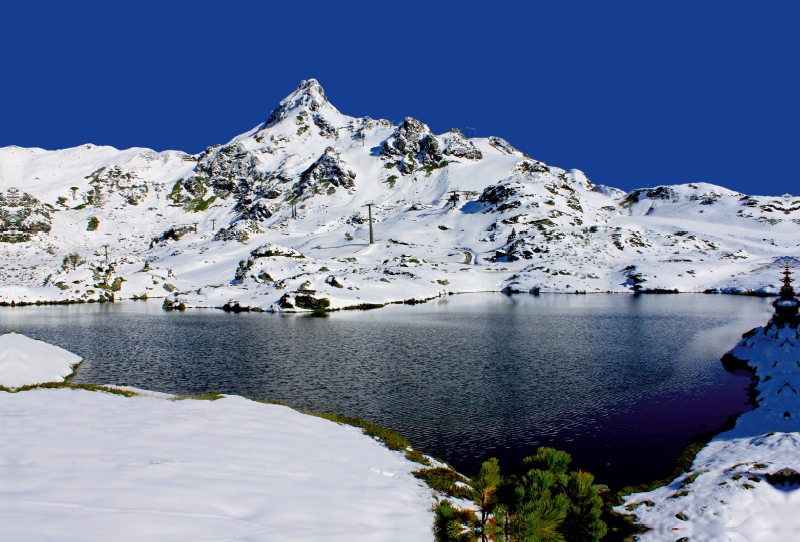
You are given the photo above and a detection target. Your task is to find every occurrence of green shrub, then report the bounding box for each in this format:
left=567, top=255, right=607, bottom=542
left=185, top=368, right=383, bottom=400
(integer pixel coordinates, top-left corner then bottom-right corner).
left=413, top=467, right=473, bottom=500
left=87, top=217, right=99, bottom=231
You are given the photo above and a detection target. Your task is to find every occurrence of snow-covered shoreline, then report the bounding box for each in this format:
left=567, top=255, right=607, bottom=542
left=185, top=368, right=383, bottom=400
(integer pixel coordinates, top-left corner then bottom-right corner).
left=617, top=271, right=800, bottom=540
left=0, top=336, right=436, bottom=541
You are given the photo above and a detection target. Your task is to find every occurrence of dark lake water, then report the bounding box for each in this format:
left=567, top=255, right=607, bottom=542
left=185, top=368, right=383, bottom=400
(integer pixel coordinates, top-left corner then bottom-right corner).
left=0, top=294, right=772, bottom=490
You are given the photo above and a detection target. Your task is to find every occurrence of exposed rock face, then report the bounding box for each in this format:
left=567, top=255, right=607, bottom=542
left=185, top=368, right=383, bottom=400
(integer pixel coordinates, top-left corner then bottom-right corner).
left=313, top=115, right=338, bottom=138
left=506, top=238, right=545, bottom=261
left=382, top=118, right=443, bottom=166
left=488, top=136, right=519, bottom=155
left=299, top=147, right=356, bottom=192
left=240, top=200, right=272, bottom=222
left=197, top=143, right=258, bottom=198
left=442, top=132, right=482, bottom=160
left=86, top=166, right=150, bottom=206
left=265, top=79, right=337, bottom=128
left=479, top=182, right=523, bottom=212
left=0, top=188, right=52, bottom=240
left=512, top=160, right=549, bottom=175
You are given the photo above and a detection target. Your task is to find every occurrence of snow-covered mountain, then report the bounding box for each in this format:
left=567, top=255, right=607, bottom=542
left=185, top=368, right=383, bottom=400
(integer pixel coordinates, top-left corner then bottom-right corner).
left=1, top=79, right=797, bottom=310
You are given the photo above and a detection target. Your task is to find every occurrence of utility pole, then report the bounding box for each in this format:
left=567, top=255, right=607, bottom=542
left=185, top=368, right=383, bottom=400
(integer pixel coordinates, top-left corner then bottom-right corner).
left=362, top=201, right=375, bottom=244
left=211, top=219, right=216, bottom=230
left=292, top=201, right=297, bottom=219
left=448, top=188, right=461, bottom=208
left=101, top=244, right=109, bottom=265
left=193, top=222, right=198, bottom=234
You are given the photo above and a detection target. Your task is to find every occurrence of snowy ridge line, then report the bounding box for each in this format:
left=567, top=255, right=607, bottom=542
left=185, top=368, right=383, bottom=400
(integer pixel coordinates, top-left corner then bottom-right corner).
left=1, top=78, right=798, bottom=310
left=617, top=273, right=800, bottom=541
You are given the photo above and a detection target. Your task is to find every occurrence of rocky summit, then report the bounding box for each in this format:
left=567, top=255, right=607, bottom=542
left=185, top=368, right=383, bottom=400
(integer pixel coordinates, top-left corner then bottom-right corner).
left=0, top=79, right=797, bottom=310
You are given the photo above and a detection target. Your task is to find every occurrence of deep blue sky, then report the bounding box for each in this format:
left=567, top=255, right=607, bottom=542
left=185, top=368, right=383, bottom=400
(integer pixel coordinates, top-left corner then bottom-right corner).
left=1, top=1, right=797, bottom=195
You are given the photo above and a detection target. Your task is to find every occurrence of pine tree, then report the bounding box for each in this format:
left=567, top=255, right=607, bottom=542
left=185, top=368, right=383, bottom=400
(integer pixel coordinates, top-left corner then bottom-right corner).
left=471, top=458, right=503, bottom=540
left=560, top=471, right=607, bottom=542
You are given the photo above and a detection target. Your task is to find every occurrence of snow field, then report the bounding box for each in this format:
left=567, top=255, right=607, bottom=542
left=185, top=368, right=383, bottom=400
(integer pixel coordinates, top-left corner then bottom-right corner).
left=0, top=388, right=434, bottom=541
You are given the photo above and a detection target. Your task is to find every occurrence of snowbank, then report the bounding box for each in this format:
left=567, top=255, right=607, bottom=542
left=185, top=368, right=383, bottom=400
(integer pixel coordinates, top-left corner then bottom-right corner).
left=0, top=388, right=433, bottom=541
left=617, top=314, right=800, bottom=540
left=0, top=332, right=81, bottom=388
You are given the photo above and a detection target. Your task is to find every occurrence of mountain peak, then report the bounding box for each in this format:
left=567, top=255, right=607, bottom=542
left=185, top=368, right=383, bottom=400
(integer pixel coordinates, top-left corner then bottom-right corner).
left=265, top=79, right=339, bottom=128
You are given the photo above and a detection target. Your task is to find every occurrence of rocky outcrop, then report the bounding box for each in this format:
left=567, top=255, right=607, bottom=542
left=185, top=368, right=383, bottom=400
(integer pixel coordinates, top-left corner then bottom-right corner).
left=443, top=132, right=482, bottom=160
left=298, top=147, right=356, bottom=193
left=382, top=118, right=443, bottom=167
left=0, top=188, right=52, bottom=240
left=488, top=136, right=519, bottom=155
left=196, top=143, right=258, bottom=198
left=234, top=243, right=304, bottom=282
left=478, top=181, right=523, bottom=212
left=512, top=160, right=549, bottom=175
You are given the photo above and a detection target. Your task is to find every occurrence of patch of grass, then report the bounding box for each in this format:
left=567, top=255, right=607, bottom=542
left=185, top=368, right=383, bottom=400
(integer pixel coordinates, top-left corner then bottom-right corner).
left=437, top=279, right=449, bottom=285
left=172, top=392, right=225, bottom=401
left=86, top=216, right=99, bottom=231
left=405, top=448, right=430, bottom=466
left=384, top=175, right=398, bottom=188
left=680, top=469, right=709, bottom=487
left=0, top=382, right=138, bottom=397
left=421, top=161, right=448, bottom=175
left=412, top=467, right=473, bottom=499
left=190, top=195, right=216, bottom=212
left=313, top=413, right=409, bottom=451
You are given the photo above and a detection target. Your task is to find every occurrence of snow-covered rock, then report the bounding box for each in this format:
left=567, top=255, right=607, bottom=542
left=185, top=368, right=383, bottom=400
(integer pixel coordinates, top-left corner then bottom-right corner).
left=0, top=332, right=81, bottom=387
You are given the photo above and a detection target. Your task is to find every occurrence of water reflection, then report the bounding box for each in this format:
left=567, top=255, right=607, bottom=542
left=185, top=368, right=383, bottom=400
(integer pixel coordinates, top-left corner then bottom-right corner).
left=0, top=293, right=772, bottom=489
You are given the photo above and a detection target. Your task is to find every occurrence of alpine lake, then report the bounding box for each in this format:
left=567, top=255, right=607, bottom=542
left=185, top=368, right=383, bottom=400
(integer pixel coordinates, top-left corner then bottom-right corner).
left=0, top=293, right=773, bottom=491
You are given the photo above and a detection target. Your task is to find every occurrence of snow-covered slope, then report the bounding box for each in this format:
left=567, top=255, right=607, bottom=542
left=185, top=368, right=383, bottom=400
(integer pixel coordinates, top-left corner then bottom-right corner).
left=1, top=79, right=798, bottom=310
left=617, top=285, right=800, bottom=540
left=0, top=388, right=433, bottom=541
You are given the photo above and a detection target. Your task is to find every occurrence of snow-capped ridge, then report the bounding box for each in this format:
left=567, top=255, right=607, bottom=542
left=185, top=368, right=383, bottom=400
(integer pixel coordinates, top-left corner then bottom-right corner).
left=265, top=78, right=341, bottom=128
left=0, top=77, right=797, bottom=309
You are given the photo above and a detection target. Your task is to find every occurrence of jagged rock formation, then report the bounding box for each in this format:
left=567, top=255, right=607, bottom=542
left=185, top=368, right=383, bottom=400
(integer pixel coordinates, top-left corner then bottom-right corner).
left=442, top=131, right=482, bottom=160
